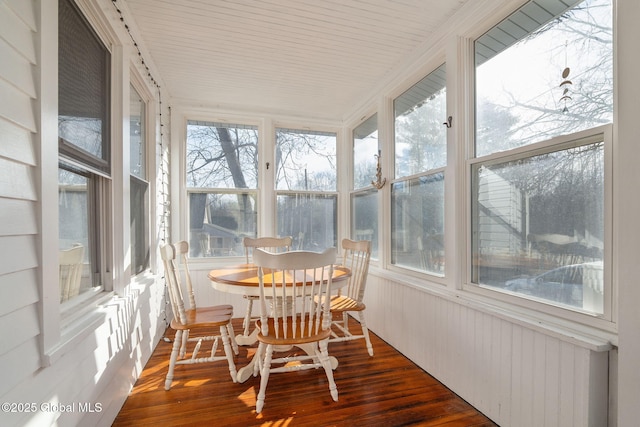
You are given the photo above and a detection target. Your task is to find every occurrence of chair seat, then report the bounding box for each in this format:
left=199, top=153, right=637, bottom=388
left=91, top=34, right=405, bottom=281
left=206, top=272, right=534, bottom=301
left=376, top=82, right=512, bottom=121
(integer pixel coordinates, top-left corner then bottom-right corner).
left=170, top=305, right=233, bottom=331
left=329, top=295, right=365, bottom=312
left=257, top=316, right=332, bottom=345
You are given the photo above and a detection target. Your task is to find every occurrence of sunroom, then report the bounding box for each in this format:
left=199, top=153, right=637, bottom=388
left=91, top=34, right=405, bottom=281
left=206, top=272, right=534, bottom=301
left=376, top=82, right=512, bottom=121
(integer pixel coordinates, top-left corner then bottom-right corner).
left=1, top=0, right=639, bottom=425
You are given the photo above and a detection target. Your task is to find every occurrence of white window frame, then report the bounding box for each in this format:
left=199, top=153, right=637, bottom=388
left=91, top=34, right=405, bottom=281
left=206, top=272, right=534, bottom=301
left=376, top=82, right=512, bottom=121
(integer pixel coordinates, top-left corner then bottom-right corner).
left=350, top=113, right=380, bottom=259
left=461, top=0, right=615, bottom=331
left=174, top=112, right=264, bottom=264
left=388, top=63, right=448, bottom=280
left=128, top=72, right=154, bottom=278
left=273, top=126, right=339, bottom=251
left=43, top=0, right=123, bottom=364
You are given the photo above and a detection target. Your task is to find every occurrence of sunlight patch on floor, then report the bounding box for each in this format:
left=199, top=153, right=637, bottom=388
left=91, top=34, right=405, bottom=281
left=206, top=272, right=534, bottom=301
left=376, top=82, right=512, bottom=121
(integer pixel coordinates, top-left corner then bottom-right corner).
left=259, top=417, right=295, bottom=426
left=184, top=379, right=211, bottom=387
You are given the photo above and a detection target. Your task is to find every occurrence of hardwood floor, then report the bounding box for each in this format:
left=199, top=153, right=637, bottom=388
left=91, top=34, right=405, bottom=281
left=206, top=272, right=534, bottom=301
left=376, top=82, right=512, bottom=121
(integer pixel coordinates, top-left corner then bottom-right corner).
left=113, top=318, right=498, bottom=427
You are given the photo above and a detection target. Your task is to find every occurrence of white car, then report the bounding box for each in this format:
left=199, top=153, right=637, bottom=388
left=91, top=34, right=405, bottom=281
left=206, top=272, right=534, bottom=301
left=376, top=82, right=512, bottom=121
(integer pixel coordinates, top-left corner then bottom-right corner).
left=504, top=261, right=603, bottom=308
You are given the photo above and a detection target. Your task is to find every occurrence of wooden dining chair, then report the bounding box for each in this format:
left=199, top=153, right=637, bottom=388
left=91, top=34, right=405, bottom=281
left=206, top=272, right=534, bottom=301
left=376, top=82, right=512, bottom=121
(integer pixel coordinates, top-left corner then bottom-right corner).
left=327, top=238, right=374, bottom=356
left=240, top=236, right=292, bottom=340
left=160, top=241, right=238, bottom=390
left=59, top=243, right=84, bottom=302
left=252, top=247, right=338, bottom=413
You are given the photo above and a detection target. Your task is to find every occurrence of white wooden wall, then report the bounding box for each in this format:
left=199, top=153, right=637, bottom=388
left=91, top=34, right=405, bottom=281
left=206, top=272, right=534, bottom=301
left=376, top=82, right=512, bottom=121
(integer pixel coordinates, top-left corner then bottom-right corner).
left=0, top=1, right=168, bottom=425
left=0, top=0, right=45, bottom=415
left=361, top=272, right=609, bottom=427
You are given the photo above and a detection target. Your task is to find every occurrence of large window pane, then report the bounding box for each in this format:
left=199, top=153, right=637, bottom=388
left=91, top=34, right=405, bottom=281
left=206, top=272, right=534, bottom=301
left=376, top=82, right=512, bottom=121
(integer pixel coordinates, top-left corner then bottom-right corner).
left=275, top=128, right=337, bottom=252
left=277, top=194, right=336, bottom=251
left=352, top=115, right=379, bottom=258
left=189, top=192, right=257, bottom=257
left=353, top=115, right=379, bottom=189
left=392, top=65, right=447, bottom=275
left=275, top=129, right=336, bottom=191
left=130, top=85, right=146, bottom=178
left=471, top=139, right=604, bottom=313
left=130, top=85, right=148, bottom=275
left=351, top=188, right=378, bottom=259
left=475, top=0, right=613, bottom=156
left=59, top=166, right=97, bottom=301
left=130, top=176, right=149, bottom=274
left=186, top=121, right=258, bottom=257
left=58, top=0, right=110, bottom=167
left=391, top=173, right=445, bottom=274
left=186, top=121, right=258, bottom=189
left=394, top=64, right=447, bottom=178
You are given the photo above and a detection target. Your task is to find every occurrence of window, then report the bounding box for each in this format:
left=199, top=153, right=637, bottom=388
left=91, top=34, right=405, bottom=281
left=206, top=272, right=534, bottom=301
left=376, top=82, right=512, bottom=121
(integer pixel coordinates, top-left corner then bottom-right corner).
left=475, top=0, right=613, bottom=156
left=472, top=0, right=612, bottom=314
left=186, top=121, right=258, bottom=257
left=351, top=114, right=379, bottom=258
left=130, top=85, right=149, bottom=274
left=58, top=0, right=111, bottom=303
left=391, top=64, right=447, bottom=274
left=275, top=128, right=337, bottom=250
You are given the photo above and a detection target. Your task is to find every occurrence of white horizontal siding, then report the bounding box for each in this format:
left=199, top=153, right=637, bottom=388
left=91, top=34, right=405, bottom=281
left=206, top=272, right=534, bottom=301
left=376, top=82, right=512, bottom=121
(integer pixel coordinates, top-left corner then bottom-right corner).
left=0, top=38, right=36, bottom=98
left=0, top=159, right=36, bottom=200
left=0, top=117, right=35, bottom=165
left=0, top=269, right=38, bottom=315
left=0, top=199, right=37, bottom=236
left=0, top=2, right=42, bottom=426
left=0, top=338, right=41, bottom=401
left=0, top=2, right=36, bottom=64
left=0, top=235, right=37, bottom=275
left=4, top=0, right=37, bottom=32
left=0, top=78, right=36, bottom=131
left=0, top=304, right=39, bottom=358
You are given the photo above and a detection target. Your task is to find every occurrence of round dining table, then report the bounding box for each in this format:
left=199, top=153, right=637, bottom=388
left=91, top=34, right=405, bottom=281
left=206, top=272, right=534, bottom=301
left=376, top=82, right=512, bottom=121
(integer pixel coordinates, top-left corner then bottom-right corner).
left=208, top=263, right=351, bottom=296
left=208, top=263, right=351, bottom=382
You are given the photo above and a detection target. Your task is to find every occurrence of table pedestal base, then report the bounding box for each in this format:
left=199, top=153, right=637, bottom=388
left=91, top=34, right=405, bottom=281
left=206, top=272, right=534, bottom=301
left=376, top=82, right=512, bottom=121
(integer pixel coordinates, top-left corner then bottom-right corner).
left=236, top=343, right=338, bottom=383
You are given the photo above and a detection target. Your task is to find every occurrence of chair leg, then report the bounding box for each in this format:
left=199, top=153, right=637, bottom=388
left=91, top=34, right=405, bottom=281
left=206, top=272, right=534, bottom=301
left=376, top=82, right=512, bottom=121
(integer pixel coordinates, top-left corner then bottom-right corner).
left=179, top=329, right=189, bottom=358
left=318, top=340, right=338, bottom=401
left=358, top=311, right=374, bottom=356
left=255, top=344, right=273, bottom=414
left=342, top=312, right=350, bottom=333
left=243, top=297, right=254, bottom=337
left=165, top=329, right=182, bottom=390
left=219, top=325, right=238, bottom=383
left=253, top=342, right=264, bottom=378
left=226, top=321, right=239, bottom=355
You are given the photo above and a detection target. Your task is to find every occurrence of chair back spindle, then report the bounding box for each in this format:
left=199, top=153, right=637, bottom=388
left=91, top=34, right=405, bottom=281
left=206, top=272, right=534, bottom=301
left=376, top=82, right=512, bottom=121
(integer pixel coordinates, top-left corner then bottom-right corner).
left=253, top=248, right=336, bottom=341
left=243, top=236, right=292, bottom=263
left=341, top=239, right=371, bottom=302
left=160, top=243, right=189, bottom=325
left=252, top=247, right=339, bottom=413
left=327, top=238, right=374, bottom=356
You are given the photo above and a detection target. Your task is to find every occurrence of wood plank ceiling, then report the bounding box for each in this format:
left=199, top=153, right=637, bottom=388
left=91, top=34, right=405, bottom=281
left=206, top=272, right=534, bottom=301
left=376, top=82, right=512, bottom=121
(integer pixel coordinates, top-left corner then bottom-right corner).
left=121, top=0, right=469, bottom=122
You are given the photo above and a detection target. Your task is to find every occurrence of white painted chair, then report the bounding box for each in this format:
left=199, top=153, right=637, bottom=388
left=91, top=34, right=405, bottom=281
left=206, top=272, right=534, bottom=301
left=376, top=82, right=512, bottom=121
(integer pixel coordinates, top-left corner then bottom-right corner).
left=160, top=241, right=238, bottom=390
left=59, top=243, right=84, bottom=302
left=252, top=247, right=338, bottom=413
left=239, top=236, right=292, bottom=342
left=327, top=239, right=373, bottom=356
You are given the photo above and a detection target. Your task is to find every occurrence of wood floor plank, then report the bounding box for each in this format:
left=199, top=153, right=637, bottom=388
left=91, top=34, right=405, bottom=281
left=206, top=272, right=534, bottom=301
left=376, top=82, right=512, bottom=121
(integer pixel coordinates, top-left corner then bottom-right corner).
left=113, top=318, right=498, bottom=426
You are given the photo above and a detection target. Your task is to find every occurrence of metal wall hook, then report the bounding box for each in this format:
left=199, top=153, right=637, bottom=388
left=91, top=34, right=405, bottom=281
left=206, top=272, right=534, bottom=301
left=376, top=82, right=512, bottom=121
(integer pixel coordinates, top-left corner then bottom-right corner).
left=443, top=116, right=452, bottom=128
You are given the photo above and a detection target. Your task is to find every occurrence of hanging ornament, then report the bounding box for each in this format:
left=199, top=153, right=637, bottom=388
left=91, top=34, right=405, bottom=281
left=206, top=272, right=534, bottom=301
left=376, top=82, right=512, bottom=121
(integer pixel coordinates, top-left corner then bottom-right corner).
left=559, top=42, right=572, bottom=113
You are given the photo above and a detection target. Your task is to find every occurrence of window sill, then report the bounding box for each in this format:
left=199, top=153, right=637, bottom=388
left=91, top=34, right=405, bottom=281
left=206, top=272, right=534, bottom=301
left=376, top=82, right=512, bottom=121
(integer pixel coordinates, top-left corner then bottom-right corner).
left=371, top=266, right=615, bottom=352
left=42, top=291, right=114, bottom=367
